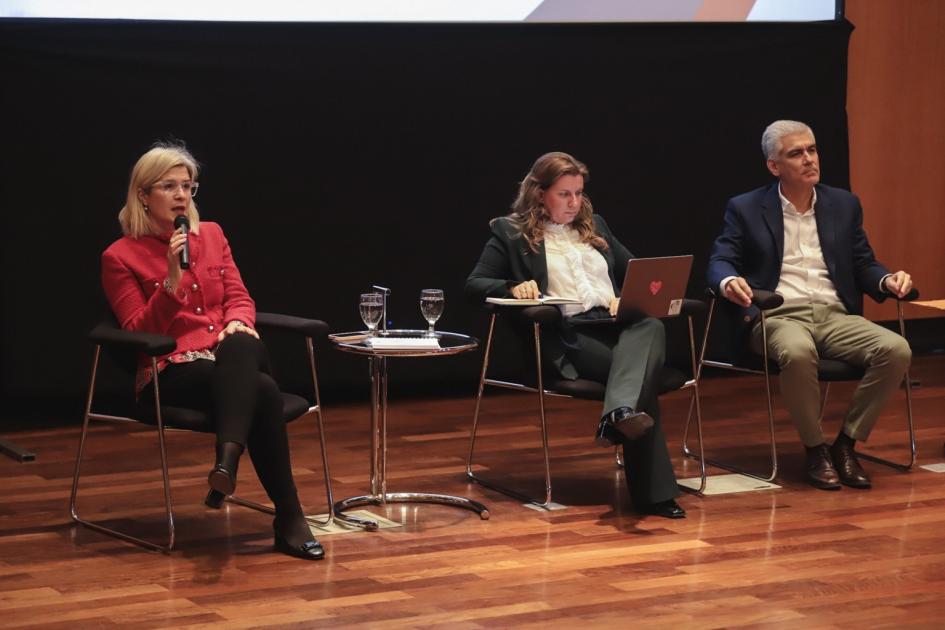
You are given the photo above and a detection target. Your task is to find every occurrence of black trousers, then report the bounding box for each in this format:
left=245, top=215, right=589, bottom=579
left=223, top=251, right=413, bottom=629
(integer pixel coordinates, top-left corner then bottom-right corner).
left=564, top=317, right=680, bottom=506
left=141, top=333, right=299, bottom=512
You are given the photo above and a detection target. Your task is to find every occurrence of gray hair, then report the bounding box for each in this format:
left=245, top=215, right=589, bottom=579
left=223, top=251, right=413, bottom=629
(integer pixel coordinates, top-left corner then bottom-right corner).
left=761, top=120, right=814, bottom=160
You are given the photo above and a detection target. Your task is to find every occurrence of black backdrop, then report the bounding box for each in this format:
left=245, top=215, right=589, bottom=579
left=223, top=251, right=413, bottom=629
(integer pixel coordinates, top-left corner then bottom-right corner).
left=0, top=18, right=853, bottom=424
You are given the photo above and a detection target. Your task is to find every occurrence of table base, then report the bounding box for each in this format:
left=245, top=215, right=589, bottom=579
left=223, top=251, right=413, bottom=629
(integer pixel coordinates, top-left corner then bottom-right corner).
left=333, top=492, right=490, bottom=530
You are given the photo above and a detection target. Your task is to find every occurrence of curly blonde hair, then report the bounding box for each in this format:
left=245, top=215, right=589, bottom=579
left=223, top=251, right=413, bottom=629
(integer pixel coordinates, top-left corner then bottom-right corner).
left=506, top=152, right=607, bottom=253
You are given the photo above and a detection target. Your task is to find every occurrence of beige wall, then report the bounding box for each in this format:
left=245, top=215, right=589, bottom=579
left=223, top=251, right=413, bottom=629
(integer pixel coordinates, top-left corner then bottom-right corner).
left=846, top=0, right=945, bottom=321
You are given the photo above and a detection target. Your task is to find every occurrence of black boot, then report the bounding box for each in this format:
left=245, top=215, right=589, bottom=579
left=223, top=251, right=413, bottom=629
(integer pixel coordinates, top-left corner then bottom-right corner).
left=208, top=441, right=243, bottom=496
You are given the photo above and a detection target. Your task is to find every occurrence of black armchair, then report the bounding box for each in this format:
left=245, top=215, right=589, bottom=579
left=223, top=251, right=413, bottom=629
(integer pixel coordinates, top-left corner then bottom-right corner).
left=69, top=311, right=334, bottom=552
left=466, top=299, right=708, bottom=508
left=685, top=287, right=919, bottom=483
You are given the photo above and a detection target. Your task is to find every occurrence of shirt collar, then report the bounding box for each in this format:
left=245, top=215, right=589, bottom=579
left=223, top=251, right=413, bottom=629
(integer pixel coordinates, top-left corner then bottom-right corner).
left=778, top=183, right=817, bottom=216
left=543, top=220, right=569, bottom=235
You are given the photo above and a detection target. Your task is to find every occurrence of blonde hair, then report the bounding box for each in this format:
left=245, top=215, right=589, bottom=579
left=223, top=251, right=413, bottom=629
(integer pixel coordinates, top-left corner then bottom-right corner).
left=118, top=142, right=201, bottom=238
left=504, top=151, right=607, bottom=253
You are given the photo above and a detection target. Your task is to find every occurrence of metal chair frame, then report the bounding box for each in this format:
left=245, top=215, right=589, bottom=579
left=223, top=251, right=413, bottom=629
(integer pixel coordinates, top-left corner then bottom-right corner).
left=683, top=292, right=916, bottom=483
left=69, top=313, right=334, bottom=553
left=466, top=305, right=708, bottom=509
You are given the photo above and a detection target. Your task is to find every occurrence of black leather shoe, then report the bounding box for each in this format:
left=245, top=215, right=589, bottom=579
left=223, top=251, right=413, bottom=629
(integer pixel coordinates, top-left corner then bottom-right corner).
left=829, top=439, right=871, bottom=489
left=208, top=441, right=243, bottom=496
left=204, top=489, right=226, bottom=509
left=804, top=444, right=842, bottom=490
left=641, top=499, right=686, bottom=519
left=607, top=406, right=655, bottom=442
left=594, top=416, right=622, bottom=447
left=274, top=534, right=325, bottom=560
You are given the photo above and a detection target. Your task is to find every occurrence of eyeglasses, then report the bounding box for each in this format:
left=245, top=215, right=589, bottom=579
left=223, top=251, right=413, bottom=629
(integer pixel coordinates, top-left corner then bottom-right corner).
left=150, top=180, right=199, bottom=197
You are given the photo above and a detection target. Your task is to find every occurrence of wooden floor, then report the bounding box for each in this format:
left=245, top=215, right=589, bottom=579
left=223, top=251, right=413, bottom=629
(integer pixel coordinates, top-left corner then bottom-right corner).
left=2, top=354, right=944, bottom=629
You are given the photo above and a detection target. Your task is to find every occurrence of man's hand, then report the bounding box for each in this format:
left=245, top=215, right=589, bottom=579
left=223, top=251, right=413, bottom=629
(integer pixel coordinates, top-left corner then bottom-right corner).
left=884, top=270, right=913, bottom=298
left=511, top=280, right=540, bottom=300
left=723, top=277, right=754, bottom=307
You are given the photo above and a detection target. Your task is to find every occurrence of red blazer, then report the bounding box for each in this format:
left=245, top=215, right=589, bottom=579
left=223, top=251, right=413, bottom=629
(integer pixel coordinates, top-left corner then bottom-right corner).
left=102, top=221, right=256, bottom=372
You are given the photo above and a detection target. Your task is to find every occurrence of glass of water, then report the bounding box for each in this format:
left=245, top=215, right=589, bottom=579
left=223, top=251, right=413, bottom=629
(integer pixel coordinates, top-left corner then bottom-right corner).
left=420, top=289, right=444, bottom=336
left=360, top=292, right=384, bottom=336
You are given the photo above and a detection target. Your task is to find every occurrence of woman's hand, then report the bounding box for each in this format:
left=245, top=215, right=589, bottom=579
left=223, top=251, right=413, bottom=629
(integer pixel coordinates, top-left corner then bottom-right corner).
left=165, top=227, right=188, bottom=292
left=609, top=297, right=620, bottom=317
left=217, top=320, right=259, bottom=343
left=511, top=280, right=540, bottom=300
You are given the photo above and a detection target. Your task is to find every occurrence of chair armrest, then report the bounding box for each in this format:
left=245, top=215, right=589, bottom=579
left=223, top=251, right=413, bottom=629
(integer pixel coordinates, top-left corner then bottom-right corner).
left=751, top=289, right=784, bottom=310
left=896, top=288, right=920, bottom=302
left=704, top=286, right=783, bottom=310
left=484, top=302, right=562, bottom=326
left=520, top=305, right=563, bottom=325
left=255, top=312, right=330, bottom=340
left=679, top=299, right=706, bottom=317
left=88, top=323, right=176, bottom=357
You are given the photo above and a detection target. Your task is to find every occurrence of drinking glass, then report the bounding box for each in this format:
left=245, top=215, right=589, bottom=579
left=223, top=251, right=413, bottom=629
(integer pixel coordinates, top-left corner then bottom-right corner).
left=420, top=289, right=444, bottom=336
left=359, top=292, right=384, bottom=336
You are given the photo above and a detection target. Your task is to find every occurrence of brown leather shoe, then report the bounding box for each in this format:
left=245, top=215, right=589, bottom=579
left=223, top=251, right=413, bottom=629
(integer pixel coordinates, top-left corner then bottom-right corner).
left=804, top=444, right=841, bottom=490
left=829, top=440, right=872, bottom=489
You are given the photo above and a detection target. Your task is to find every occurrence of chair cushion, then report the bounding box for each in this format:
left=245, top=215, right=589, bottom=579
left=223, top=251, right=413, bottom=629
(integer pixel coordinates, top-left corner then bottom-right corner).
left=549, top=365, right=688, bottom=401
left=136, top=392, right=312, bottom=432
left=733, top=355, right=866, bottom=382
left=657, top=366, right=688, bottom=393
left=549, top=378, right=606, bottom=400
left=815, top=359, right=865, bottom=382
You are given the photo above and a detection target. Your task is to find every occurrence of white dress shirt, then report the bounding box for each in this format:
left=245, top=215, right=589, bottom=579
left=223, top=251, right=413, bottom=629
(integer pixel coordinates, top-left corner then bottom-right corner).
left=543, top=222, right=615, bottom=317
left=773, top=186, right=843, bottom=306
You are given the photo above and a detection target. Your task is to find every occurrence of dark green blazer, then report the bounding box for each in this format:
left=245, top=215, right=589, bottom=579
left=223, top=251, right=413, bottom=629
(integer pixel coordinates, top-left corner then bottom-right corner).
left=465, top=214, right=634, bottom=378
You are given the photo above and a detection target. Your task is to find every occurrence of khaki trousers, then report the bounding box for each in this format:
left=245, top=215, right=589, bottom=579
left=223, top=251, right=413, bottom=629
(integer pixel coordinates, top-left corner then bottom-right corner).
left=750, top=303, right=911, bottom=447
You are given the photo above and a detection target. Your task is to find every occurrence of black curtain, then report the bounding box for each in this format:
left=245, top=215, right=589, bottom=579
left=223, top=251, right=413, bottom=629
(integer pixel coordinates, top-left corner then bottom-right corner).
left=0, top=18, right=853, bottom=424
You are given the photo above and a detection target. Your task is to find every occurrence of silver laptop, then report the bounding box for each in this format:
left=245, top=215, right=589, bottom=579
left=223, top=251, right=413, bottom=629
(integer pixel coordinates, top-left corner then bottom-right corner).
left=614, top=255, right=693, bottom=321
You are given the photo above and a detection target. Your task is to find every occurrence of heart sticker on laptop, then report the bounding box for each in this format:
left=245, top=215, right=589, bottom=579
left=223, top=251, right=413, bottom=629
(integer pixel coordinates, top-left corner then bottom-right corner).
left=649, top=280, right=663, bottom=296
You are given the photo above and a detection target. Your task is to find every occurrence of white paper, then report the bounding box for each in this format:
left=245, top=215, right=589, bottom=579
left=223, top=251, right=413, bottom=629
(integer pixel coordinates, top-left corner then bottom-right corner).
left=367, top=337, right=440, bottom=350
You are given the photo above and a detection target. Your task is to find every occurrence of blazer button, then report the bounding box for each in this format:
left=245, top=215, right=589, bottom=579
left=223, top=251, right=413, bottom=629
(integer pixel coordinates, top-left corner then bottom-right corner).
left=196, top=307, right=203, bottom=314
left=743, top=315, right=752, bottom=323
left=192, top=283, right=199, bottom=291
left=153, top=281, right=160, bottom=288
left=208, top=325, right=214, bottom=332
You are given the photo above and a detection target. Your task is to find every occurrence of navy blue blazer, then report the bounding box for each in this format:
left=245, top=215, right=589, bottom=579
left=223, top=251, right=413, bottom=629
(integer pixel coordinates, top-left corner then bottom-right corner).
left=707, top=183, right=890, bottom=324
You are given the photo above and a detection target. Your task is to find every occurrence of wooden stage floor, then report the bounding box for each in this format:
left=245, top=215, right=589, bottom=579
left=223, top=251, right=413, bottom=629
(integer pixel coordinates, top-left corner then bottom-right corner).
left=2, top=354, right=944, bottom=628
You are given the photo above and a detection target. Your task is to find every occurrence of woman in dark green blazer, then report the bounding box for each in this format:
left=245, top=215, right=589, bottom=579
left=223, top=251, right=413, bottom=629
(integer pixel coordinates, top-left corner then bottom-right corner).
left=465, top=152, right=683, bottom=519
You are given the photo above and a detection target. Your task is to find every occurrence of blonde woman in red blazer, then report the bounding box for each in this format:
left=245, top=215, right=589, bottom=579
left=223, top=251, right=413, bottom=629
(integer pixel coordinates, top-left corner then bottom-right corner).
left=101, top=142, right=323, bottom=560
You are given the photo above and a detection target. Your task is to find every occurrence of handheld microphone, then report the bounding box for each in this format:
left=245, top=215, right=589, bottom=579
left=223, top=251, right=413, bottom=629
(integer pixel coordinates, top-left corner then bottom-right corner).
left=173, top=215, right=190, bottom=269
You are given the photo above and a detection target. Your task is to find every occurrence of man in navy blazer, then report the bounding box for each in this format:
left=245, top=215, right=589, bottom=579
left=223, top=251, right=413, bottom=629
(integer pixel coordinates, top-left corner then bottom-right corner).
left=707, top=120, right=913, bottom=491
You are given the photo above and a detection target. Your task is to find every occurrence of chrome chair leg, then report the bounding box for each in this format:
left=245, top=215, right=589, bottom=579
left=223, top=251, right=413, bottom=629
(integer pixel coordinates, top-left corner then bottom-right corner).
left=71, top=352, right=176, bottom=552
left=533, top=322, right=554, bottom=508
left=679, top=314, right=707, bottom=495
left=858, top=301, right=917, bottom=470
left=685, top=302, right=778, bottom=483
left=465, top=314, right=496, bottom=484
left=304, top=338, right=334, bottom=526
left=466, top=315, right=559, bottom=509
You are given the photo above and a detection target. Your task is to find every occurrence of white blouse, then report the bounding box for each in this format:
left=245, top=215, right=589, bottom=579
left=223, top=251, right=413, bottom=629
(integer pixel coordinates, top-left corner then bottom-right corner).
left=543, top=222, right=615, bottom=317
